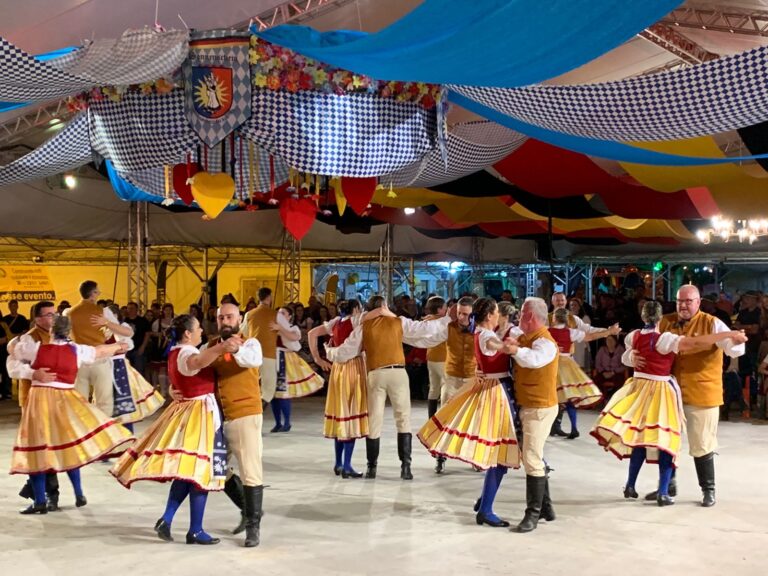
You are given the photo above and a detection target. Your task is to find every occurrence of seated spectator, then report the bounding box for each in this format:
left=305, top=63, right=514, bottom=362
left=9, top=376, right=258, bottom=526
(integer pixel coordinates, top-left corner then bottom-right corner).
left=593, top=334, right=626, bottom=400
left=722, top=357, right=747, bottom=421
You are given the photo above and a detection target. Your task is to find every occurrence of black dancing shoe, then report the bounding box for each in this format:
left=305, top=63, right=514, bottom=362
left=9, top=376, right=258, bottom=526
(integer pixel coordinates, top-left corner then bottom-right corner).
left=20, top=503, right=48, bottom=515
left=280, top=424, right=292, bottom=432
left=333, top=466, right=343, bottom=476
left=565, top=430, right=580, bottom=440
left=154, top=519, right=173, bottom=542
left=75, top=495, right=87, bottom=507
left=475, top=511, right=510, bottom=528
left=341, top=468, right=363, bottom=479
left=186, top=531, right=221, bottom=545
left=435, top=457, right=446, bottom=474
left=657, top=494, right=675, bottom=507
left=623, top=486, right=639, bottom=499
left=270, top=424, right=283, bottom=433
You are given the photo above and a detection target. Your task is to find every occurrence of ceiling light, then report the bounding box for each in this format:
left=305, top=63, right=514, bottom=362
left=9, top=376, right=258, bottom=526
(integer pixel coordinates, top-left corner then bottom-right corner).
left=403, top=207, right=416, bottom=215
left=63, top=173, right=77, bottom=189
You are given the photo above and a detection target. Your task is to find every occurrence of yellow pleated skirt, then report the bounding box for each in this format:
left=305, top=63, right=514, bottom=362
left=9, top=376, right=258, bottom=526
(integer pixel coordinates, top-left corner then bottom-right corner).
left=590, top=376, right=683, bottom=464
left=274, top=350, right=325, bottom=399
left=557, top=355, right=603, bottom=408
left=418, top=376, right=520, bottom=470
left=10, top=386, right=135, bottom=474
left=119, top=363, right=165, bottom=425
left=110, top=399, right=225, bottom=492
left=323, top=356, right=369, bottom=439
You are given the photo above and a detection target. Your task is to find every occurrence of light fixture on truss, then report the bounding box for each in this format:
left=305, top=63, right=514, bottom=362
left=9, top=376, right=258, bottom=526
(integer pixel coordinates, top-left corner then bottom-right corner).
left=696, top=216, right=768, bottom=245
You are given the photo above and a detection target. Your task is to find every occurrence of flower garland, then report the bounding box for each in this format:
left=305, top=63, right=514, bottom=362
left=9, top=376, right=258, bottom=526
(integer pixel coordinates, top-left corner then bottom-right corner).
left=65, top=77, right=177, bottom=112
left=249, top=37, right=441, bottom=109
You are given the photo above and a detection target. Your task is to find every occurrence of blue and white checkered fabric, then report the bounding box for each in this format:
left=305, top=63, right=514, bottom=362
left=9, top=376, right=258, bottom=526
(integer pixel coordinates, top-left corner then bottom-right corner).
left=450, top=44, right=768, bottom=142
left=0, top=30, right=187, bottom=103
left=386, top=121, right=527, bottom=187
left=0, top=113, right=91, bottom=186
left=239, top=89, right=437, bottom=177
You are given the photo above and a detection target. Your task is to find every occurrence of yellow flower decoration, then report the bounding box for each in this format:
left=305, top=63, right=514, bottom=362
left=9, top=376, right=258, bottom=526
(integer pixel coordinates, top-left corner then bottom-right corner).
left=254, top=73, right=268, bottom=88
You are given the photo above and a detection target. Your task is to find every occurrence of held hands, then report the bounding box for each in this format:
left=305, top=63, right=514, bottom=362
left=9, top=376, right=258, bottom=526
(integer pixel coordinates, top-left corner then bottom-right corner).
left=729, top=330, right=748, bottom=345
left=117, top=342, right=131, bottom=354
left=32, top=367, right=57, bottom=382
left=269, top=321, right=280, bottom=332
left=502, top=337, right=519, bottom=355
left=222, top=336, right=243, bottom=353
left=608, top=323, right=621, bottom=336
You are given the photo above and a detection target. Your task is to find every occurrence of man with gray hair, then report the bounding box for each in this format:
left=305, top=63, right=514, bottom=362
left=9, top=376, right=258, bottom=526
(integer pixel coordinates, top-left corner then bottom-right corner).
left=506, top=297, right=559, bottom=533
left=634, top=285, right=746, bottom=507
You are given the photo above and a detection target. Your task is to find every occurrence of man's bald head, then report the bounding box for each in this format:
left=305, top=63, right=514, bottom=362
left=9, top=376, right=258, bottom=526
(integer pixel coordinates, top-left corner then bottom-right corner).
left=217, top=303, right=242, bottom=336
left=676, top=284, right=701, bottom=320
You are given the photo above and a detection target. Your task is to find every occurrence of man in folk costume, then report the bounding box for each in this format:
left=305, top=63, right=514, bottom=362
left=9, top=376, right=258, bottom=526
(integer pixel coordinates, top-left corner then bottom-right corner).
left=243, top=287, right=278, bottom=406
left=506, top=297, right=560, bottom=533
left=424, top=296, right=477, bottom=474
left=424, top=296, right=448, bottom=423
left=8, top=301, right=60, bottom=510
left=548, top=291, right=618, bottom=437
left=206, top=303, right=265, bottom=547
left=635, top=285, right=745, bottom=507
left=327, top=295, right=451, bottom=480
left=68, top=280, right=114, bottom=416
left=2, top=299, right=30, bottom=400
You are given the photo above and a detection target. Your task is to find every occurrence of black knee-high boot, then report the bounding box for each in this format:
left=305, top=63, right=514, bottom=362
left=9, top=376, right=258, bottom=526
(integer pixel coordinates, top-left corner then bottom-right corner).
left=398, top=433, right=414, bottom=480
left=540, top=473, right=555, bottom=522
left=46, top=473, right=60, bottom=511
left=549, top=406, right=567, bottom=437
left=694, top=452, right=716, bottom=507
left=514, top=475, right=546, bottom=533
left=243, top=485, right=263, bottom=548
left=365, top=438, right=380, bottom=479
left=427, top=399, right=439, bottom=419
left=224, top=474, right=246, bottom=534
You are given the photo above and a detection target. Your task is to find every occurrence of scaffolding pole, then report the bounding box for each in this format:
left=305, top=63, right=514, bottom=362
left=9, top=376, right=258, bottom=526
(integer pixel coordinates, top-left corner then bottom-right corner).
left=127, top=202, right=149, bottom=311
left=378, top=224, right=393, bottom=302
left=282, top=233, right=301, bottom=305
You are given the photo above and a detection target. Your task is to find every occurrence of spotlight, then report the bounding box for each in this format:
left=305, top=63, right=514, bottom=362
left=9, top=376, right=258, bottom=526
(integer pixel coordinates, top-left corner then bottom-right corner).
left=403, top=207, right=416, bottom=215
left=63, top=173, right=77, bottom=189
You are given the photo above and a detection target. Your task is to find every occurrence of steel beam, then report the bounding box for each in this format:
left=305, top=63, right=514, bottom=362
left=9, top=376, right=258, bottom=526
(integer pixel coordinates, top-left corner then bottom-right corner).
left=127, top=201, right=150, bottom=311
left=638, top=22, right=719, bottom=65
left=661, top=5, right=768, bottom=37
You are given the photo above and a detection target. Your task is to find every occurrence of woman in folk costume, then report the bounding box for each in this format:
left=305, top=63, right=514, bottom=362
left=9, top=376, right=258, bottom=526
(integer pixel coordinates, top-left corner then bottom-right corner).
left=548, top=307, right=618, bottom=439
left=591, top=300, right=744, bottom=506
left=269, top=305, right=325, bottom=433
left=308, top=299, right=368, bottom=479
left=111, top=314, right=231, bottom=545
left=10, top=314, right=134, bottom=515
left=103, top=305, right=164, bottom=432
left=418, top=297, right=520, bottom=528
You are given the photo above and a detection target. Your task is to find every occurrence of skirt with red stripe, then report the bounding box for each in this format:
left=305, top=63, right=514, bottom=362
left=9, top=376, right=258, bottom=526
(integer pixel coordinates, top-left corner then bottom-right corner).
left=119, top=363, right=165, bottom=424
left=556, top=354, right=603, bottom=408
left=590, top=376, right=683, bottom=464
left=274, top=350, right=325, bottom=399
left=10, top=386, right=135, bottom=474
left=417, top=376, right=520, bottom=470
left=110, top=398, right=225, bottom=492
left=323, top=356, right=369, bottom=439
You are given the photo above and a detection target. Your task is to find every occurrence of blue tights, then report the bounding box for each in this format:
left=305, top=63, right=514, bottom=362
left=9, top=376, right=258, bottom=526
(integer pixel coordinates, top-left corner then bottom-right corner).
left=161, top=480, right=212, bottom=536
left=626, top=448, right=675, bottom=496
left=478, top=466, right=508, bottom=522
left=271, top=398, right=292, bottom=428
left=565, top=402, right=578, bottom=433
left=30, top=469, right=83, bottom=505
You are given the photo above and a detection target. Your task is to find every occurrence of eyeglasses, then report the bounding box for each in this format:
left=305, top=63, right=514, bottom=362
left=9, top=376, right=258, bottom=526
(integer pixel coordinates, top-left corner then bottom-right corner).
left=676, top=298, right=699, bottom=305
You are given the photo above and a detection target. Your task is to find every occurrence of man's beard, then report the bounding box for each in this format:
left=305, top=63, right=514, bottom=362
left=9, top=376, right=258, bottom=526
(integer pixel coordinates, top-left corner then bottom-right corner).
left=219, top=325, right=237, bottom=340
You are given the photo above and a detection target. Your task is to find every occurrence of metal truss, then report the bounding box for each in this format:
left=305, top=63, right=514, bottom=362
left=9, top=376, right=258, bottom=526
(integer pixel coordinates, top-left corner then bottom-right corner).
left=378, top=224, right=394, bottom=302
left=0, top=100, right=74, bottom=146
left=127, top=202, right=150, bottom=311
left=281, top=233, right=302, bottom=305
left=470, top=237, right=485, bottom=295
left=661, top=4, right=768, bottom=37
left=638, top=22, right=719, bottom=64
left=238, top=0, right=359, bottom=30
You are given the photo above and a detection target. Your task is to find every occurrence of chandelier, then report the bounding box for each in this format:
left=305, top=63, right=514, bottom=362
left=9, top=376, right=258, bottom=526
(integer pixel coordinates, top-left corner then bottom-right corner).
left=696, top=216, right=768, bottom=245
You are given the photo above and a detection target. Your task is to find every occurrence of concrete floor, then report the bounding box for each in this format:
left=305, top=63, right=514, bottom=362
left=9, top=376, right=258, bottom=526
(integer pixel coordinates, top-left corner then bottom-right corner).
left=1, top=398, right=766, bottom=576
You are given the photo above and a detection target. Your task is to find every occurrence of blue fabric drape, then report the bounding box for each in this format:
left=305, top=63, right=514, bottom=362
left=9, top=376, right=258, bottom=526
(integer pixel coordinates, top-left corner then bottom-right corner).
left=255, top=0, right=682, bottom=87
left=105, top=160, right=176, bottom=203
left=0, top=46, right=77, bottom=112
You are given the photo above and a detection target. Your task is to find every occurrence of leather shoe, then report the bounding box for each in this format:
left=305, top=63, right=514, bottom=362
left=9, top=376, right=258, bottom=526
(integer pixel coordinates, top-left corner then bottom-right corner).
left=186, top=531, right=220, bottom=545
left=20, top=503, right=48, bottom=515
left=435, top=457, right=445, bottom=474
left=333, top=466, right=342, bottom=476
left=154, top=519, right=173, bottom=542
left=280, top=424, right=292, bottom=432
left=623, top=486, right=638, bottom=499
left=75, top=495, right=87, bottom=507
left=269, top=424, right=283, bottom=433
left=341, top=468, right=363, bottom=479
left=657, top=494, right=675, bottom=507
left=475, top=511, right=510, bottom=528
left=566, top=430, right=580, bottom=440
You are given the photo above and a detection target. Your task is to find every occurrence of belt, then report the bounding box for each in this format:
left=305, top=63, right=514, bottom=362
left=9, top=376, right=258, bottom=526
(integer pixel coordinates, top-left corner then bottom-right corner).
left=375, top=364, right=405, bottom=370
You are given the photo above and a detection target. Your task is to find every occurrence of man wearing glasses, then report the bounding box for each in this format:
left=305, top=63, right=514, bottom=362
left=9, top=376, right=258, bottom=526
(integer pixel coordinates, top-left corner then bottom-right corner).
left=632, top=285, right=747, bottom=507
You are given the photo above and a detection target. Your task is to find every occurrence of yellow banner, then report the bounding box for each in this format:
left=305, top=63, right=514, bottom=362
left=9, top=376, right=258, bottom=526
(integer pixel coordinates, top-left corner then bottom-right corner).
left=0, top=265, right=56, bottom=303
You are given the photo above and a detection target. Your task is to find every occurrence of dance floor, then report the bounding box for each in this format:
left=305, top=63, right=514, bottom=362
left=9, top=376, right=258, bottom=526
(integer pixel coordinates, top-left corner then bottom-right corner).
left=1, top=397, right=766, bottom=575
